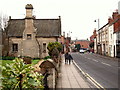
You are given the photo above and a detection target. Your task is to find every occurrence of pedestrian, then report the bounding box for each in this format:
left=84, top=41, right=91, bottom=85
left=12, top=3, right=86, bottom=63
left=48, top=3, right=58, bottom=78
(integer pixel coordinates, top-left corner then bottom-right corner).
left=65, top=52, right=69, bottom=64
left=65, top=52, right=73, bottom=64
left=68, top=53, right=73, bottom=64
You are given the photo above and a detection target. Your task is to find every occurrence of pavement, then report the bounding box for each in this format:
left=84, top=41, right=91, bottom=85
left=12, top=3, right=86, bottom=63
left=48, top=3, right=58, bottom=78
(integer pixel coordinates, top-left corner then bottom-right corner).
left=56, top=55, right=92, bottom=89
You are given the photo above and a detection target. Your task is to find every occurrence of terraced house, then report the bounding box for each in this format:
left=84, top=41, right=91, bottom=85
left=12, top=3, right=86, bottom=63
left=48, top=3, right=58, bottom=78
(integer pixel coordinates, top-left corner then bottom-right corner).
left=3, top=4, right=61, bottom=58
left=94, top=10, right=120, bottom=58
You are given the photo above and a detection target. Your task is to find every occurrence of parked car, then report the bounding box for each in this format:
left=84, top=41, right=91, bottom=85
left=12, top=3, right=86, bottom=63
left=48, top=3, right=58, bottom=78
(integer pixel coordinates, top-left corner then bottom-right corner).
left=79, top=49, right=85, bottom=53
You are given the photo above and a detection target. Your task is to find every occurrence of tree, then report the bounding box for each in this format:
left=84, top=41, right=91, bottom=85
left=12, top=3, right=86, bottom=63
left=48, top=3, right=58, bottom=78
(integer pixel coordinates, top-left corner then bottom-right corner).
left=0, top=13, right=8, bottom=30
left=75, top=44, right=81, bottom=51
left=89, top=42, right=94, bottom=48
left=47, top=42, right=62, bottom=58
left=0, top=13, right=8, bottom=56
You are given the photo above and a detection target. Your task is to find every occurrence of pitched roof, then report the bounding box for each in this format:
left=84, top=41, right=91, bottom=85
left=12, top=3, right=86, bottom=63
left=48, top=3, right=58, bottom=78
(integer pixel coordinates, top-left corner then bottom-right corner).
left=7, top=19, right=61, bottom=37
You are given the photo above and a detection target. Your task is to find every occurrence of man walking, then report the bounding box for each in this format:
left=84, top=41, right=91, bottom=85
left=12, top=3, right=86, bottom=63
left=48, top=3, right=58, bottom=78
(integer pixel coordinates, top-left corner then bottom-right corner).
left=65, top=52, right=69, bottom=64
left=65, top=52, right=73, bottom=64
left=68, top=53, right=73, bottom=64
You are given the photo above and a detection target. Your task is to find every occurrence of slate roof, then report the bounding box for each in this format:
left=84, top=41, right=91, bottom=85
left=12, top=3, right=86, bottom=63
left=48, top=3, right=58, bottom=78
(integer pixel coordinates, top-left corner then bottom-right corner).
left=7, top=19, right=61, bottom=37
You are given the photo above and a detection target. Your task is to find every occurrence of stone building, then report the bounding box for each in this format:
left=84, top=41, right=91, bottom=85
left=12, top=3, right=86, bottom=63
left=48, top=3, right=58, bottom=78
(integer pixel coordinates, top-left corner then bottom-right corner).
left=3, top=4, right=61, bottom=58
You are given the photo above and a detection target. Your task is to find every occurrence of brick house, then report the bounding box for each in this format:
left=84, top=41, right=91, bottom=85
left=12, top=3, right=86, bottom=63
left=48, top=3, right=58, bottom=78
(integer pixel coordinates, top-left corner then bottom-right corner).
left=94, top=10, right=120, bottom=58
left=108, top=10, right=120, bottom=58
left=113, top=11, right=120, bottom=57
left=3, top=4, right=61, bottom=58
left=75, top=40, right=90, bottom=50
left=90, top=29, right=97, bottom=52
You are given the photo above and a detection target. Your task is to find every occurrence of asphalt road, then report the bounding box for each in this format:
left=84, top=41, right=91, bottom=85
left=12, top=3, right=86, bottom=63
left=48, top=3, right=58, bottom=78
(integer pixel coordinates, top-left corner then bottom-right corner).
left=71, top=52, right=119, bottom=88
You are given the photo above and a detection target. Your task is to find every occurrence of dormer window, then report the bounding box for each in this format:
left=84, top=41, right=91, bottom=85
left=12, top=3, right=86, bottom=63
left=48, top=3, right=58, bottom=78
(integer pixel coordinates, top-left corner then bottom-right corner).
left=27, top=34, right=32, bottom=39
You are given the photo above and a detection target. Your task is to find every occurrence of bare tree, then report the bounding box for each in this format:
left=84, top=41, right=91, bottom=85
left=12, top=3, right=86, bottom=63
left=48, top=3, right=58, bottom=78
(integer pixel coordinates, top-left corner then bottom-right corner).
left=0, top=12, right=8, bottom=30
left=0, top=12, right=8, bottom=56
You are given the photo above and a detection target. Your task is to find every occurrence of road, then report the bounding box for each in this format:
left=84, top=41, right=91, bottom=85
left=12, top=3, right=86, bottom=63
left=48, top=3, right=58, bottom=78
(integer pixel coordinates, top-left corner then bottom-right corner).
left=71, top=52, right=119, bottom=88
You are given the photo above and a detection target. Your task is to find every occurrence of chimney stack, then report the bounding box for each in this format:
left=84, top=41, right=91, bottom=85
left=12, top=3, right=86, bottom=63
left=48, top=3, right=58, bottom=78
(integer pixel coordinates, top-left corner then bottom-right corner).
left=112, top=10, right=118, bottom=19
left=25, top=4, right=33, bottom=18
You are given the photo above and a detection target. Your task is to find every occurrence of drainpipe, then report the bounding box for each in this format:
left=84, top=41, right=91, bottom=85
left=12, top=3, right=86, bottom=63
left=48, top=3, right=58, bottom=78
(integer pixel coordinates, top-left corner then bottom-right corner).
left=34, top=28, right=41, bottom=58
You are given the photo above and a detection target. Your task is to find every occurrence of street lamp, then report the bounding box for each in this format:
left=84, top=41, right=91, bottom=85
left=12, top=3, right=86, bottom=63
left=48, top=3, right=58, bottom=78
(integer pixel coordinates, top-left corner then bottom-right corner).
left=69, top=31, right=72, bottom=37
left=94, top=19, right=100, bottom=30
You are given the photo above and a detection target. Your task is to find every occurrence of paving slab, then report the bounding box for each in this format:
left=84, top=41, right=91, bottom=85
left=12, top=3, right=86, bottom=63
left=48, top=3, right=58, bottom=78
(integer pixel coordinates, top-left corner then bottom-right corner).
left=56, top=56, right=91, bottom=89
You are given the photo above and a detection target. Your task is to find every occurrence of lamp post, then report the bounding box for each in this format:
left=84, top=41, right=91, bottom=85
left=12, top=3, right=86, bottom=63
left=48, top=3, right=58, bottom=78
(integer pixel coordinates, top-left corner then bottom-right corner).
left=94, top=19, right=100, bottom=54
left=94, top=19, right=100, bottom=30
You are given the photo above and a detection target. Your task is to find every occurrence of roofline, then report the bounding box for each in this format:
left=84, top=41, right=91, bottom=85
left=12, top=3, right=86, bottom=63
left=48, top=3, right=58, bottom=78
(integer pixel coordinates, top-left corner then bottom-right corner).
left=98, top=23, right=109, bottom=31
left=36, top=36, right=60, bottom=38
left=34, top=19, right=60, bottom=20
left=9, top=18, right=60, bottom=20
left=9, top=19, right=25, bottom=20
left=8, top=36, right=60, bottom=38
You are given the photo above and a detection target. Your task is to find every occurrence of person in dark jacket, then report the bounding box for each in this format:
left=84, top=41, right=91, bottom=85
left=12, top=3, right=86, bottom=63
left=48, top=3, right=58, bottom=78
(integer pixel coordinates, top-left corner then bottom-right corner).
left=65, top=52, right=73, bottom=64
left=65, top=52, right=69, bottom=64
left=68, top=53, right=73, bottom=64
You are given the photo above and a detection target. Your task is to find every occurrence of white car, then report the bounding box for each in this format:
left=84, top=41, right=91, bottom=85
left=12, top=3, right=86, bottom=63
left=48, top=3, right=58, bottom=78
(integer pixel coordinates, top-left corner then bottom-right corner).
left=79, top=49, right=85, bottom=53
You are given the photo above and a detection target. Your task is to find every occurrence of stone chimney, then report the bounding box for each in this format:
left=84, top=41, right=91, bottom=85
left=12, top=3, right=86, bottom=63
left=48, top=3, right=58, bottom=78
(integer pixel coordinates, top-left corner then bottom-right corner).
left=25, top=4, right=33, bottom=18
left=24, top=4, right=35, bottom=34
left=22, top=4, right=39, bottom=58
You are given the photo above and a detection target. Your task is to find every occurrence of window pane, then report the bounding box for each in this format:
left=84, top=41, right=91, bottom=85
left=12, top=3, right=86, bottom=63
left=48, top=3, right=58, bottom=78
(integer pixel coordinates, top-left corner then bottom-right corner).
left=12, top=44, right=18, bottom=51
left=27, top=34, right=32, bottom=39
left=43, top=43, right=46, bottom=53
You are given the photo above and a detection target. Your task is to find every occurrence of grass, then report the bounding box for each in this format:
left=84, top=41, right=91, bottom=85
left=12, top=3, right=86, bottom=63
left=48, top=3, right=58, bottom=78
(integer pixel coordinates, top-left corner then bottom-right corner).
left=1, top=59, right=41, bottom=66
left=32, top=59, right=40, bottom=65
left=1, top=60, right=13, bottom=66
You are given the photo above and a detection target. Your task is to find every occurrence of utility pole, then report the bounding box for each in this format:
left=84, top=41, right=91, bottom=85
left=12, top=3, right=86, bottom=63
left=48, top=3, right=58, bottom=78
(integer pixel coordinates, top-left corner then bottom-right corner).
left=98, top=19, right=100, bottom=30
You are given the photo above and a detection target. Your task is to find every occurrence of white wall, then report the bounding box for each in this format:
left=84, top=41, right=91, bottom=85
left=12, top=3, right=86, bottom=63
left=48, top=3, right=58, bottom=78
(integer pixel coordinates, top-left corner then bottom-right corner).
left=108, top=25, right=114, bottom=57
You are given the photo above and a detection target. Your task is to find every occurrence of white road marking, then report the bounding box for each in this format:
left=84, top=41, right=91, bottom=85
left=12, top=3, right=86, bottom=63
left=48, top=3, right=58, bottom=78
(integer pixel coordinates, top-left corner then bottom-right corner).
left=92, top=59, right=98, bottom=62
left=87, top=58, right=91, bottom=60
left=101, top=62, right=111, bottom=66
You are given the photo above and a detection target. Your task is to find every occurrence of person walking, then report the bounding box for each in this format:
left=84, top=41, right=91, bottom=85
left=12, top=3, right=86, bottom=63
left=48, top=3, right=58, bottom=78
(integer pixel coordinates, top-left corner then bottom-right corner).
left=65, top=52, right=73, bottom=64
left=65, top=52, right=69, bottom=64
left=68, top=53, right=73, bottom=64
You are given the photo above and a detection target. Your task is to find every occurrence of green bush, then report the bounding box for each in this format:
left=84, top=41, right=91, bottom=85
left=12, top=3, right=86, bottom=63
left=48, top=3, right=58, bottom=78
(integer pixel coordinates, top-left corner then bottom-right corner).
left=1, top=58, right=44, bottom=89
left=47, top=42, right=62, bottom=57
left=1, top=56, right=15, bottom=60
left=44, top=56, right=51, bottom=60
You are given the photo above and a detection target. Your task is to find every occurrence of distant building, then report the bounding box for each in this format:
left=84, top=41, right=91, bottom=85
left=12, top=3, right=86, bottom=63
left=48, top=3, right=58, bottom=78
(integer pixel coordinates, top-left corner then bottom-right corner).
left=3, top=4, right=61, bottom=58
left=75, top=40, right=90, bottom=50
left=90, top=29, right=97, bottom=52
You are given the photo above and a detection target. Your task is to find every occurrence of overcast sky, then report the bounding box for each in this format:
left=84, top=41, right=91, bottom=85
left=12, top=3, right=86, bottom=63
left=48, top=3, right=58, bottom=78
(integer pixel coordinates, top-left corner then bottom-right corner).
left=0, top=0, right=119, bottom=40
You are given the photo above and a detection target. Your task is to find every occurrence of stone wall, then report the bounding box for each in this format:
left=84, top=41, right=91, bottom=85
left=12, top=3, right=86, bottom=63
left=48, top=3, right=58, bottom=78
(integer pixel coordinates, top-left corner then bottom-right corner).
left=9, top=37, right=57, bottom=58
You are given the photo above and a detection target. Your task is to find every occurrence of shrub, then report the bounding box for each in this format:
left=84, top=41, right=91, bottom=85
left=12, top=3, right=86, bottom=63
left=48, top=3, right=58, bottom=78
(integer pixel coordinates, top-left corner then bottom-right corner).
left=1, top=58, right=44, bottom=89
left=1, top=56, right=15, bottom=60
left=44, top=56, right=51, bottom=60
left=47, top=42, right=62, bottom=57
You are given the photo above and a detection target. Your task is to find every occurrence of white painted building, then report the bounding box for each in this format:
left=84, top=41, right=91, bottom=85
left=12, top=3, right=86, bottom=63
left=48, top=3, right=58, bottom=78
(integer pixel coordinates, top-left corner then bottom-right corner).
left=108, top=24, right=114, bottom=57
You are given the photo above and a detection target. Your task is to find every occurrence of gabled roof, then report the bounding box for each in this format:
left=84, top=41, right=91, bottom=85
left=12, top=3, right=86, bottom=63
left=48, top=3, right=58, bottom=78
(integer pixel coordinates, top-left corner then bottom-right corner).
left=7, top=19, right=25, bottom=37
left=7, top=19, right=61, bottom=37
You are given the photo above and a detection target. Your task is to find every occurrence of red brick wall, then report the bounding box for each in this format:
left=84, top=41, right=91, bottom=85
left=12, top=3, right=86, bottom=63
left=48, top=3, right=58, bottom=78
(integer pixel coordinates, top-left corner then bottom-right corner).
left=114, top=15, right=120, bottom=33
left=76, top=41, right=90, bottom=49
left=111, top=11, right=120, bottom=33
